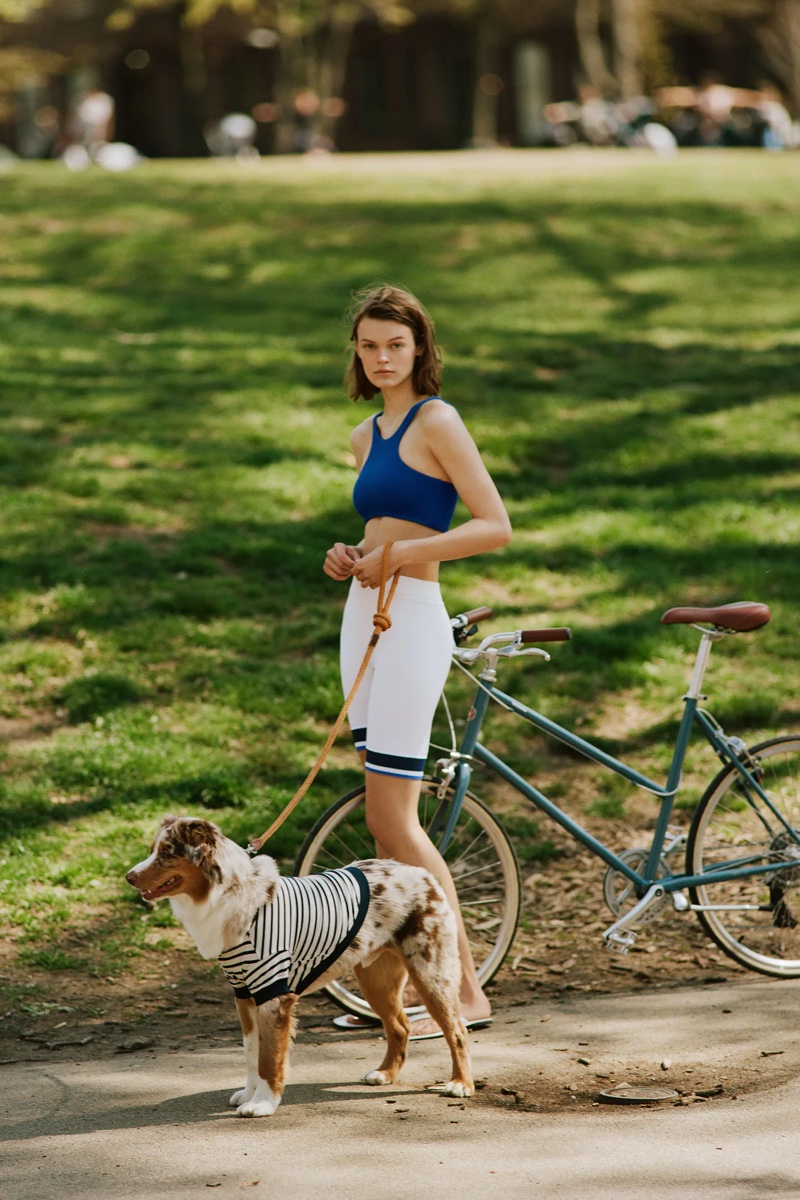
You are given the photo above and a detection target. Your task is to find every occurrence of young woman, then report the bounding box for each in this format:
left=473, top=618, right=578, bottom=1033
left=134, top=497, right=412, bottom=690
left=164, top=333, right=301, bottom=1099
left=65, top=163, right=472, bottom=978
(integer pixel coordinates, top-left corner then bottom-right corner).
left=323, top=284, right=511, bottom=1035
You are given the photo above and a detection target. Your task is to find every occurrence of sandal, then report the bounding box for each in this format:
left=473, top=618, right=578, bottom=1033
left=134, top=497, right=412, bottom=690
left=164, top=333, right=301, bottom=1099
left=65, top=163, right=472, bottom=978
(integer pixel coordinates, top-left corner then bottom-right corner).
left=332, top=1012, right=381, bottom=1030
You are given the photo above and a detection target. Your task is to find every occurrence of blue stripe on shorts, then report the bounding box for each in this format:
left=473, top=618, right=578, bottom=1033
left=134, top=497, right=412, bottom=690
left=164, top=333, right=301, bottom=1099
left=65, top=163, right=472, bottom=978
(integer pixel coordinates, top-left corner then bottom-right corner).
left=365, top=748, right=426, bottom=779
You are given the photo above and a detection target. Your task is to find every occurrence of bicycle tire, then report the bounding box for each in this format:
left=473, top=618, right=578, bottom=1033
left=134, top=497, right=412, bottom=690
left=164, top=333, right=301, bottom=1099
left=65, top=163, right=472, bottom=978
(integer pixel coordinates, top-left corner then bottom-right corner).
left=293, top=779, right=521, bottom=1018
left=686, top=734, right=800, bottom=977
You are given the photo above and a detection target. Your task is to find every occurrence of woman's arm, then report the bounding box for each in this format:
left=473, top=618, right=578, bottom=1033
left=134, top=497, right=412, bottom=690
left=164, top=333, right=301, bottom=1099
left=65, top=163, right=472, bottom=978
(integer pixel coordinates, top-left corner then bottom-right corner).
left=322, top=420, right=370, bottom=580
left=350, top=405, right=511, bottom=587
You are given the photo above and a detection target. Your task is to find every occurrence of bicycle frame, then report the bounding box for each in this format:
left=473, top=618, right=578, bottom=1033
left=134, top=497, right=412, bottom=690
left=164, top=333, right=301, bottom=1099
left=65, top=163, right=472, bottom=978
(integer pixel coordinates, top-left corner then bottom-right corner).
left=436, top=629, right=798, bottom=901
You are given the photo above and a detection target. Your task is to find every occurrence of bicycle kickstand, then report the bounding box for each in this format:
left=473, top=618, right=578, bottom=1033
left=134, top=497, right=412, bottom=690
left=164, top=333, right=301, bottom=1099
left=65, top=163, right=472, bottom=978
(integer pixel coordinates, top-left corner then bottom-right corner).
left=602, top=884, right=667, bottom=954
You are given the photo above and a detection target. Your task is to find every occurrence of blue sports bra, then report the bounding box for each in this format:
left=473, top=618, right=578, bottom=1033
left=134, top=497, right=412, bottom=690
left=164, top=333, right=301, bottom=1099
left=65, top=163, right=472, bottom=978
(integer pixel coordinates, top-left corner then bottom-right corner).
left=352, top=397, right=459, bottom=533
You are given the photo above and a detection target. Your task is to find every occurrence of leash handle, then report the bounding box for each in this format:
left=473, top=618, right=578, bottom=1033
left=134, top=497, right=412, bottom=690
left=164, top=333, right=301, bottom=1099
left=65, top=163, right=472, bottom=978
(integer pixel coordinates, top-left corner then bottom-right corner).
left=247, top=542, right=400, bottom=854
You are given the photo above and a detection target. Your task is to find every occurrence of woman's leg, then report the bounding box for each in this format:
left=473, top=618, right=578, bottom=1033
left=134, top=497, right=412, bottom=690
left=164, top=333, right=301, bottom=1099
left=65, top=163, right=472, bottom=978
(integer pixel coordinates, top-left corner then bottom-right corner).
left=343, top=577, right=488, bottom=1026
left=364, top=767, right=490, bottom=1023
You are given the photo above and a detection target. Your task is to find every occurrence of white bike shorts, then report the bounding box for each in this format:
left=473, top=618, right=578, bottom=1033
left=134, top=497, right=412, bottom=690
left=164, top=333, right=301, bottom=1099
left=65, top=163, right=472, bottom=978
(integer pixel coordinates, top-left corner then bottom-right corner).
left=340, top=575, right=453, bottom=780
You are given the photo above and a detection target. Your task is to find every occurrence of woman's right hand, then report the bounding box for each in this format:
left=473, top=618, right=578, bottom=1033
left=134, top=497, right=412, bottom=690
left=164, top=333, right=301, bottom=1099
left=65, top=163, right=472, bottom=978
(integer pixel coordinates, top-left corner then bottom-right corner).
left=323, top=542, right=362, bottom=581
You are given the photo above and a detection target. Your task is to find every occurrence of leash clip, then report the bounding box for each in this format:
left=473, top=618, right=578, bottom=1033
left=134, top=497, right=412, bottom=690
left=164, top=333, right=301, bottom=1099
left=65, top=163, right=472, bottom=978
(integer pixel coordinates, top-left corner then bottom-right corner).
left=245, top=843, right=259, bottom=857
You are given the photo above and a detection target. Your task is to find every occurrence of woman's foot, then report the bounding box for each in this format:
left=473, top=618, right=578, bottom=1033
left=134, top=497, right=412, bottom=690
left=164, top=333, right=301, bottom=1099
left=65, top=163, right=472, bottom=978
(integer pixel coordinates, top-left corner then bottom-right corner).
left=407, top=1010, right=493, bottom=1041
left=332, top=1012, right=381, bottom=1030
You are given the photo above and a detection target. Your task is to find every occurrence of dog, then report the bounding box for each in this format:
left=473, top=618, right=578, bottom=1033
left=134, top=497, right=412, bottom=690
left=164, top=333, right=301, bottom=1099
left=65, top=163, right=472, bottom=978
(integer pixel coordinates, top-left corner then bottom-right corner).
left=126, top=816, right=473, bottom=1116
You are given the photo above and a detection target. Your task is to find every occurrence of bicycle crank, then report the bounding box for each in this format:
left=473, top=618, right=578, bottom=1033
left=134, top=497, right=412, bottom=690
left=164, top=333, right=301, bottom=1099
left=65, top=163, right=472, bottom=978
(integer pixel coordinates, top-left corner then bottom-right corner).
left=602, top=848, right=673, bottom=921
left=603, top=884, right=670, bottom=954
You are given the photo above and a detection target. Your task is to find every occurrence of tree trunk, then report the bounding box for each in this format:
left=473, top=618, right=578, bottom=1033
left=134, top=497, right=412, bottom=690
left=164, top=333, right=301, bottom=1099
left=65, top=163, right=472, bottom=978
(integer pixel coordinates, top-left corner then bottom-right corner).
left=759, top=0, right=800, bottom=116
left=272, top=17, right=354, bottom=152
left=273, top=32, right=304, bottom=152
left=611, top=0, right=642, bottom=98
left=471, top=2, right=503, bottom=146
left=575, top=0, right=617, bottom=96
left=177, top=17, right=209, bottom=154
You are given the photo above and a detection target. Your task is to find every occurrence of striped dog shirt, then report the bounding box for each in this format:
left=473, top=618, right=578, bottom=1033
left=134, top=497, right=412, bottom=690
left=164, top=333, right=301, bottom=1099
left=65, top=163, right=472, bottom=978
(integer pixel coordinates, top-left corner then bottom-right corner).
left=218, top=866, right=370, bottom=1005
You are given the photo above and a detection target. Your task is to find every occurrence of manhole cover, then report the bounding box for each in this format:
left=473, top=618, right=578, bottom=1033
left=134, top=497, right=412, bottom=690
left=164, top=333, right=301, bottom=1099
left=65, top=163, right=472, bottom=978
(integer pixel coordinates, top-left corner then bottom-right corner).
left=598, top=1085, right=679, bottom=1105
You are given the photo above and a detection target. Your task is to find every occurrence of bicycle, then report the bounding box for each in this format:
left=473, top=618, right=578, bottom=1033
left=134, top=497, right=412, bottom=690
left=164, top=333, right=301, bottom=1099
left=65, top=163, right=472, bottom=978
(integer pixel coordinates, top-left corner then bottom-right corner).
left=294, top=600, right=800, bottom=1019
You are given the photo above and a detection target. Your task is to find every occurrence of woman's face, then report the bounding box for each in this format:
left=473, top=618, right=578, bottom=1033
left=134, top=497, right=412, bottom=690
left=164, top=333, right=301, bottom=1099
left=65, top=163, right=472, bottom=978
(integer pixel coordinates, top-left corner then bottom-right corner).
left=355, top=318, right=420, bottom=392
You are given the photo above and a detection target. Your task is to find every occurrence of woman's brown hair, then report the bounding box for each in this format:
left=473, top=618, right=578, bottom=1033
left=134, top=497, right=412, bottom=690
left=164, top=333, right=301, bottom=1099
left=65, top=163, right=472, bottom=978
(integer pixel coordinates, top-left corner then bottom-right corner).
left=344, top=284, right=443, bottom=401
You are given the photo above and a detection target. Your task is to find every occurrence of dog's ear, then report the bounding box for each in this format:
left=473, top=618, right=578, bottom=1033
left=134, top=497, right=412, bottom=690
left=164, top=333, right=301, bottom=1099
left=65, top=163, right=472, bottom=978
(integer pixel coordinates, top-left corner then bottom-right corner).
left=150, top=814, right=180, bottom=853
left=182, top=819, right=222, bottom=882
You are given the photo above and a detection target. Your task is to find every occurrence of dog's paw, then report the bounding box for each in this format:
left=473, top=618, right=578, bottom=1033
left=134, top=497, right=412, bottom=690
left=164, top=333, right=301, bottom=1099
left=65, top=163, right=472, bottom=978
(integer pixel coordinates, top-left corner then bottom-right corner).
left=443, top=1080, right=473, bottom=1099
left=363, top=1069, right=391, bottom=1086
left=229, top=1087, right=252, bottom=1108
left=236, top=1098, right=279, bottom=1118
left=235, top=1082, right=281, bottom=1118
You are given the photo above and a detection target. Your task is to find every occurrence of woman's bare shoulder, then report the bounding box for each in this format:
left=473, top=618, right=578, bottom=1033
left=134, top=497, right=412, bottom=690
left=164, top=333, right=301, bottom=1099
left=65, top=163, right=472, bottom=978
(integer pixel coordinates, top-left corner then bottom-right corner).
left=420, top=396, right=462, bottom=419
left=350, top=414, right=374, bottom=463
left=418, top=397, right=468, bottom=437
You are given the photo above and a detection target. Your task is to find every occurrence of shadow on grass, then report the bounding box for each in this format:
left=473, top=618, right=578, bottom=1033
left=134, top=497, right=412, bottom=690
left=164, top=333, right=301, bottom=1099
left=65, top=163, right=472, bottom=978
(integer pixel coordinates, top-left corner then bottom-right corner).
left=2, top=169, right=797, bottom=853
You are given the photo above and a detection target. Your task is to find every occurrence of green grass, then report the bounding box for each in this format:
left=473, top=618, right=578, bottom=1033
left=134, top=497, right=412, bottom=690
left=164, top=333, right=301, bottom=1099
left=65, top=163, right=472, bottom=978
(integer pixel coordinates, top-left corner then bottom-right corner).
left=1, top=148, right=799, bottom=985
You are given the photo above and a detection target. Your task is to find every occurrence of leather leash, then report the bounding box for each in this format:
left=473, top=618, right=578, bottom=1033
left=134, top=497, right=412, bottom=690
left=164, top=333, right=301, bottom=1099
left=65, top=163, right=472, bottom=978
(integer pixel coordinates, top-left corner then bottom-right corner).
left=247, top=541, right=400, bottom=854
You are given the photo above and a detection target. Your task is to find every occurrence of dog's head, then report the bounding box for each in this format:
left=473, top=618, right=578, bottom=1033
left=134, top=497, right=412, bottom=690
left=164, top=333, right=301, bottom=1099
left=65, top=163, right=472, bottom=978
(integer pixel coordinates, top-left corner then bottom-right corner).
left=126, top=815, right=225, bottom=903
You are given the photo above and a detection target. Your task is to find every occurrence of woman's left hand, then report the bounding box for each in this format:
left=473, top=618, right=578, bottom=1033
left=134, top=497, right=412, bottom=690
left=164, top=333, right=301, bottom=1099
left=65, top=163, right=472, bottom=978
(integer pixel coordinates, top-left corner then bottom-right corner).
left=350, top=542, right=404, bottom=589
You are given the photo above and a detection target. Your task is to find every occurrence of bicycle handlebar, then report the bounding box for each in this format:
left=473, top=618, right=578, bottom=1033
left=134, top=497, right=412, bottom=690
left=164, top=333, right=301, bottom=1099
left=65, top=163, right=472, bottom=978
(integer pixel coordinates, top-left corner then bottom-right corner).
left=520, top=628, right=572, bottom=644
left=462, top=605, right=493, bottom=624
left=451, top=605, right=493, bottom=628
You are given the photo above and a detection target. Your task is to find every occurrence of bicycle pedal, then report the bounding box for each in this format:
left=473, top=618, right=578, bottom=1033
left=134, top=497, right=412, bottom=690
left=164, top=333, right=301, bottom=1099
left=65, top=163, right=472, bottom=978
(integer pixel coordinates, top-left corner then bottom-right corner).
left=604, top=930, right=636, bottom=954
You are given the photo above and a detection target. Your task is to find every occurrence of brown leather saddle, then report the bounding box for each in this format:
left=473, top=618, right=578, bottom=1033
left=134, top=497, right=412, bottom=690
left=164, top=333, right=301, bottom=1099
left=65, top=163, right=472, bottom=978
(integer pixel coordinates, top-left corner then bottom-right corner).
left=661, top=601, right=770, bottom=633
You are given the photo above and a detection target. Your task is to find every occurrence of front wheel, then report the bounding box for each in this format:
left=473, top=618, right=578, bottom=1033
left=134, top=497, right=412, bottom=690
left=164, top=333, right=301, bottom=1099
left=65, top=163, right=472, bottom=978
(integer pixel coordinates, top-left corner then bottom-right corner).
left=294, top=779, right=521, bottom=1019
left=686, top=735, right=800, bottom=977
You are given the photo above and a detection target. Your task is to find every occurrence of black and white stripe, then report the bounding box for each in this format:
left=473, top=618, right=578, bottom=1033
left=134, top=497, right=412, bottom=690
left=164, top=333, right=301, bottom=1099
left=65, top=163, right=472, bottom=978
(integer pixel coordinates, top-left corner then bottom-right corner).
left=218, top=866, right=370, bottom=1005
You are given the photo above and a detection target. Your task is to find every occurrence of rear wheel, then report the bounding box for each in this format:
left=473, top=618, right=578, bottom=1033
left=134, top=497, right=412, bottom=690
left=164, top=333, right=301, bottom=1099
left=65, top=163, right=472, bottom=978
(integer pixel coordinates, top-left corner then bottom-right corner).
left=686, top=735, right=800, bottom=977
left=294, top=779, right=521, bottom=1018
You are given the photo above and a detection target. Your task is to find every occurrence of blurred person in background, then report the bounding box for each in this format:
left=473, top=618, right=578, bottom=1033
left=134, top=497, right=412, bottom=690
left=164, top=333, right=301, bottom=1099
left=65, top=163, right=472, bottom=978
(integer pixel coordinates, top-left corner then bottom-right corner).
left=204, top=112, right=259, bottom=159
left=545, top=85, right=620, bottom=146
left=757, top=83, right=794, bottom=149
left=72, top=87, right=115, bottom=159
left=655, top=75, right=774, bottom=147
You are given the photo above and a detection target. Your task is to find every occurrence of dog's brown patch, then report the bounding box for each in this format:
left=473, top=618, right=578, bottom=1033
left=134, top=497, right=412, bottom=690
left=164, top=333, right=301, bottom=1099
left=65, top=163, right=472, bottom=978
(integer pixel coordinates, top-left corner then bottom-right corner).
left=237, top=998, right=256, bottom=1037
left=258, top=996, right=298, bottom=1094
left=156, top=818, right=223, bottom=884
left=178, top=861, right=213, bottom=902
left=395, top=905, right=425, bottom=944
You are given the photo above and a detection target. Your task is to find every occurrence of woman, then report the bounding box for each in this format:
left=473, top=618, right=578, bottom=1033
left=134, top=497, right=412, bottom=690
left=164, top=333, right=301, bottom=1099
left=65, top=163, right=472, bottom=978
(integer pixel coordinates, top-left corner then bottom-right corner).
left=323, top=284, right=511, bottom=1035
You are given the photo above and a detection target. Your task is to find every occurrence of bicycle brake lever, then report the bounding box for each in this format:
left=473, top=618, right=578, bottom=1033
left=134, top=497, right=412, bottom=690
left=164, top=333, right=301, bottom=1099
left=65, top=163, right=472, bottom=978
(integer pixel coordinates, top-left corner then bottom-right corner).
left=499, top=646, right=550, bottom=661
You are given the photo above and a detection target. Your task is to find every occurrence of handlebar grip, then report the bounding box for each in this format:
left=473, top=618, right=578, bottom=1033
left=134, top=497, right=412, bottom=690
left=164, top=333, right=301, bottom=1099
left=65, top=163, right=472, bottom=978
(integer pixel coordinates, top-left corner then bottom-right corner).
left=520, top=628, right=572, bottom=643
left=463, top=605, right=493, bottom=624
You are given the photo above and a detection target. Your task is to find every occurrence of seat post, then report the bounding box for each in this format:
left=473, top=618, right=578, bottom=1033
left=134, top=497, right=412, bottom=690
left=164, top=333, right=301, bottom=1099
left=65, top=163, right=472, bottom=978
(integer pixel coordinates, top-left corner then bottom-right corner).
left=685, top=628, right=722, bottom=699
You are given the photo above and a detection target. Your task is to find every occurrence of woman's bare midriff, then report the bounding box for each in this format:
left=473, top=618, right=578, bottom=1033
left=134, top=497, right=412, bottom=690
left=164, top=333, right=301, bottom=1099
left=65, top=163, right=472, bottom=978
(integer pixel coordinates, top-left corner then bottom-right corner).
left=363, top=516, right=440, bottom=581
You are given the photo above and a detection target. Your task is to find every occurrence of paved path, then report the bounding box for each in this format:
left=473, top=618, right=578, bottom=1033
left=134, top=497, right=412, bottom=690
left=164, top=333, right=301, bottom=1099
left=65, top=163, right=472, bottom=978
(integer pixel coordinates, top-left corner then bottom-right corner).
left=4, top=978, right=800, bottom=1200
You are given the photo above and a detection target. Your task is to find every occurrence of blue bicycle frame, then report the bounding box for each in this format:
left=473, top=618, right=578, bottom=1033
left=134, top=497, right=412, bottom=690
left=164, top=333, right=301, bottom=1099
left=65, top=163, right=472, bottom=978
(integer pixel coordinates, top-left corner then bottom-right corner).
left=436, top=671, right=797, bottom=899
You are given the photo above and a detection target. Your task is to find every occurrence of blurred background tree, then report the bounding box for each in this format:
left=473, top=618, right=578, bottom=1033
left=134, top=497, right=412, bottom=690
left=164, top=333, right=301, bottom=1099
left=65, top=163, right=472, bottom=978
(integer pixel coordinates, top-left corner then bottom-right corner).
left=0, top=0, right=797, bottom=153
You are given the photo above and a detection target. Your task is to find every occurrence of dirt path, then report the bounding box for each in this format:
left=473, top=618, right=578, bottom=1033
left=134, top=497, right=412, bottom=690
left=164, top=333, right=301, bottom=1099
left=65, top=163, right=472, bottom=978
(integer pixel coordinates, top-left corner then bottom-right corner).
left=0, top=888, right=775, bottom=1111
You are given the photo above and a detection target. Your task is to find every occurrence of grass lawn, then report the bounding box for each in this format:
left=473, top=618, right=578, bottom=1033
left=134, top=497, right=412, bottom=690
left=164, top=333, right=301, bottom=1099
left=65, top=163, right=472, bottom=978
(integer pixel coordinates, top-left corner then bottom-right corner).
left=1, top=148, right=799, bottom=1001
